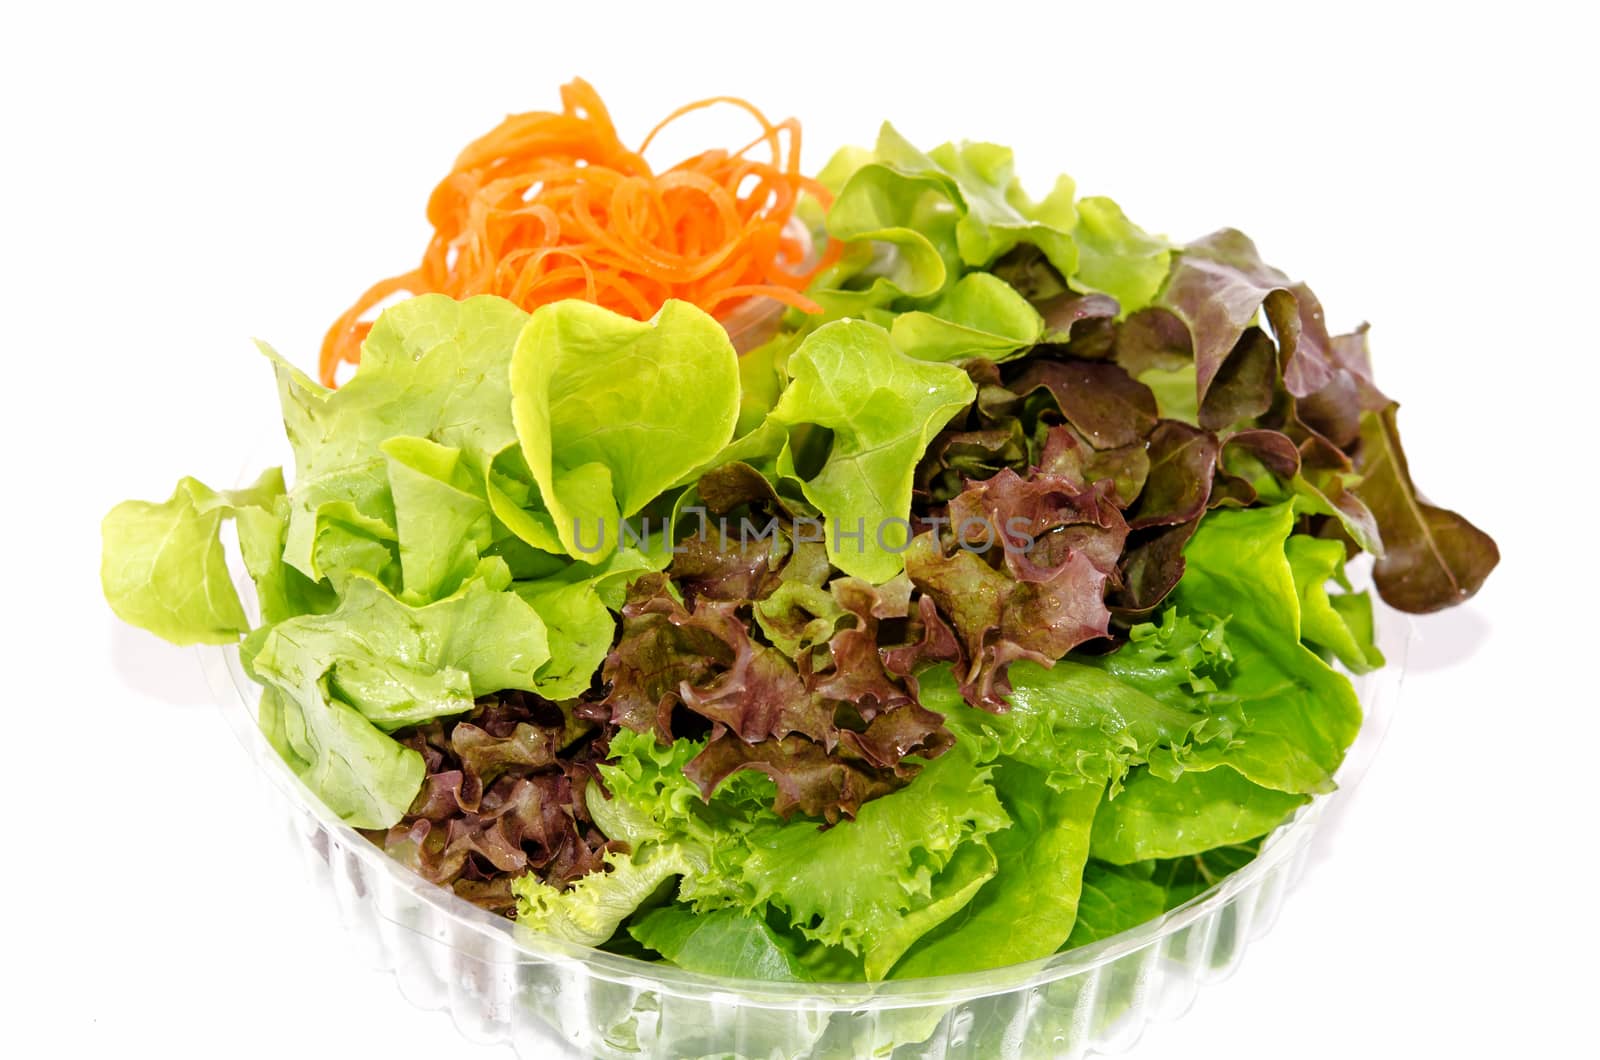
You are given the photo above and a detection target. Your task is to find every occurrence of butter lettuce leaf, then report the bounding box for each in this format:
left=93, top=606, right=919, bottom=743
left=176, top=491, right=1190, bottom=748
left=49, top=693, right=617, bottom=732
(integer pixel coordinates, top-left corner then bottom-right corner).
left=1065, top=861, right=1169, bottom=949
left=770, top=319, right=974, bottom=581
left=1090, top=765, right=1307, bottom=863
left=249, top=572, right=550, bottom=828
left=510, top=299, right=739, bottom=560
left=629, top=906, right=810, bottom=982
left=1171, top=504, right=1363, bottom=796
left=1285, top=534, right=1384, bottom=673
left=1070, top=196, right=1171, bottom=315
left=888, top=272, right=1044, bottom=364
left=381, top=435, right=493, bottom=602
left=264, top=294, right=529, bottom=583
left=101, top=468, right=286, bottom=645
left=892, top=767, right=1100, bottom=977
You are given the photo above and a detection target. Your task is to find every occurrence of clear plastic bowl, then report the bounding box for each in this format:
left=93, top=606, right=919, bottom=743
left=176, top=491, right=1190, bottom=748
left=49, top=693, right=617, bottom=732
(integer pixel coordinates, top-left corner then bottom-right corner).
left=202, top=550, right=1407, bottom=1060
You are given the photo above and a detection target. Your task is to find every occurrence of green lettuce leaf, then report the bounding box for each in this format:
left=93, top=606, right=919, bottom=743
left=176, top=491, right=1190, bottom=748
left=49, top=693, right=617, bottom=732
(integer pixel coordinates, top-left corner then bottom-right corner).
left=233, top=490, right=338, bottom=626
left=922, top=133, right=1079, bottom=277
left=510, top=299, right=740, bottom=560
left=249, top=572, right=550, bottom=828
left=770, top=319, right=974, bottom=581
left=1089, top=765, right=1307, bottom=863
left=1149, top=843, right=1261, bottom=909
left=1089, top=504, right=1366, bottom=862
left=381, top=435, right=493, bottom=602
left=1069, top=196, right=1171, bottom=314
left=733, top=737, right=1008, bottom=979
left=1064, top=861, right=1169, bottom=949
left=888, top=272, right=1044, bottom=364
left=1171, top=504, right=1364, bottom=796
left=1285, top=534, right=1385, bottom=673
left=264, top=294, right=529, bottom=584
left=891, top=767, right=1101, bottom=977
left=916, top=659, right=1229, bottom=795
left=593, top=728, right=1009, bottom=981
left=515, top=547, right=658, bottom=700
left=101, top=468, right=286, bottom=644
left=629, top=906, right=810, bottom=981
left=256, top=681, right=423, bottom=833
left=512, top=845, right=703, bottom=948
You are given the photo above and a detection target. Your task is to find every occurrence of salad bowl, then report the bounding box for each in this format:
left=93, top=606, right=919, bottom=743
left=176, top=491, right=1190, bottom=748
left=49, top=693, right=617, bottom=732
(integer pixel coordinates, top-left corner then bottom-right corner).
left=203, top=555, right=1407, bottom=1060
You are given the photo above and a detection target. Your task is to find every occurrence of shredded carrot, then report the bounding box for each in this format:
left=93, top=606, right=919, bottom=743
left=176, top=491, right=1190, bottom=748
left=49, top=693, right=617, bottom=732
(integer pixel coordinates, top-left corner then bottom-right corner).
left=319, top=79, right=838, bottom=386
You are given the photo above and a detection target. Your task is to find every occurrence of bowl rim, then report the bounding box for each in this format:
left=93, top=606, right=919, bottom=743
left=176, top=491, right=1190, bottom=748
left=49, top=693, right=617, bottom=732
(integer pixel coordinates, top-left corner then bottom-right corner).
left=202, top=562, right=1409, bottom=1011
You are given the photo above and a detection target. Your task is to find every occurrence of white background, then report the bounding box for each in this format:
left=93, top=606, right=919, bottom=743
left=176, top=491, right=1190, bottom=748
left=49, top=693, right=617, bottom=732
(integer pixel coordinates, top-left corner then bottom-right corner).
left=6, top=2, right=1596, bottom=1057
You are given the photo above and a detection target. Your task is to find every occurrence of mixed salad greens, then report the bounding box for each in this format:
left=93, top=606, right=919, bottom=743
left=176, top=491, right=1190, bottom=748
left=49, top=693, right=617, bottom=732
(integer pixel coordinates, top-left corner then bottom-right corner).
left=101, top=85, right=1496, bottom=984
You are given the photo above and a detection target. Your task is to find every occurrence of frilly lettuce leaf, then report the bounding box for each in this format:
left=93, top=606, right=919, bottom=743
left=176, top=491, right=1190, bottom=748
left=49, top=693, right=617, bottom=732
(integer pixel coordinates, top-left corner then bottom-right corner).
left=917, top=658, right=1228, bottom=796
left=1171, top=504, right=1363, bottom=795
left=1088, top=503, right=1367, bottom=861
left=589, top=729, right=1009, bottom=981
left=725, top=736, right=1008, bottom=979
left=510, top=299, right=740, bottom=560
left=905, top=468, right=1129, bottom=708
left=512, top=845, right=703, bottom=948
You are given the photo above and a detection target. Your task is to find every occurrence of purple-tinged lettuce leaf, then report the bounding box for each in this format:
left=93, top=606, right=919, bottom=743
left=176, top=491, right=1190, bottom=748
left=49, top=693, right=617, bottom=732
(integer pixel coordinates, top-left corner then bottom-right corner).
left=1036, top=291, right=1121, bottom=350
left=1212, top=428, right=1302, bottom=509
left=1156, top=229, right=1337, bottom=411
left=1012, top=359, right=1159, bottom=450
left=1114, top=306, right=1194, bottom=379
left=1197, top=326, right=1277, bottom=430
left=1126, top=421, right=1219, bottom=530
left=1109, top=521, right=1200, bottom=619
left=366, top=691, right=616, bottom=916
left=669, top=529, right=777, bottom=606
left=1353, top=404, right=1499, bottom=613
left=602, top=572, right=953, bottom=822
left=681, top=733, right=908, bottom=824
left=906, top=469, right=1127, bottom=708
left=1037, top=424, right=1150, bottom=508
